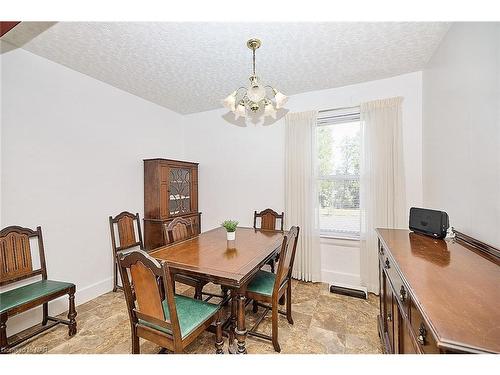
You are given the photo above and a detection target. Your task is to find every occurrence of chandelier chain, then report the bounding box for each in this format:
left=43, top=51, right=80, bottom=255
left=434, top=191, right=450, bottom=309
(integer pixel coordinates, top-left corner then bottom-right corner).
left=252, top=48, right=256, bottom=76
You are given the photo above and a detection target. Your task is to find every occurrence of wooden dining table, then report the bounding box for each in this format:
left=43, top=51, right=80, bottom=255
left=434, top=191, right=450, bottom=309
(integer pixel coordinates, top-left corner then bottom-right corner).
left=150, top=226, right=285, bottom=354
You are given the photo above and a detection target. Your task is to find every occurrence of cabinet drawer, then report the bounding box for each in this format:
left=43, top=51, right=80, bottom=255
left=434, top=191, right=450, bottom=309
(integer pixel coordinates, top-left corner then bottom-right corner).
left=381, top=251, right=410, bottom=317
left=409, top=299, right=440, bottom=354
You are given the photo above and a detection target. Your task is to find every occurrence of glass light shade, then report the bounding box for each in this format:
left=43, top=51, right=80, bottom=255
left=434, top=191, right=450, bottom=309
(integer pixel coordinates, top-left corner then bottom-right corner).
left=223, top=91, right=237, bottom=112
left=247, top=77, right=266, bottom=102
left=264, top=102, right=277, bottom=119
left=247, top=86, right=266, bottom=102
left=274, top=91, right=288, bottom=109
left=234, top=103, right=246, bottom=119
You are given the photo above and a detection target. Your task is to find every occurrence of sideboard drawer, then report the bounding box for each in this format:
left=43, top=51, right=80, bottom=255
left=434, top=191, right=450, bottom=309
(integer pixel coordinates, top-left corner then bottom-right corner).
left=382, top=253, right=410, bottom=317
left=409, top=299, right=440, bottom=354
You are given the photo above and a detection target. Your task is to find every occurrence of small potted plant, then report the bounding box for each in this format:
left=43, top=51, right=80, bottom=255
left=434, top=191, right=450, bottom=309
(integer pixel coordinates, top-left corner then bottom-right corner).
left=221, top=220, right=239, bottom=240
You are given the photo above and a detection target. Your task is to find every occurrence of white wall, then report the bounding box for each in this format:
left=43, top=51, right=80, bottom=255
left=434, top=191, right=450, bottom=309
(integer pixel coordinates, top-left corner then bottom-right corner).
left=422, top=23, right=500, bottom=248
left=184, top=71, right=423, bottom=290
left=0, top=44, right=185, bottom=334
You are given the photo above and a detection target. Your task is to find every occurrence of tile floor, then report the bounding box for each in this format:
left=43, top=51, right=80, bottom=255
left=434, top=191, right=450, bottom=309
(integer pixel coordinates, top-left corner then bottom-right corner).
left=10, top=280, right=383, bottom=354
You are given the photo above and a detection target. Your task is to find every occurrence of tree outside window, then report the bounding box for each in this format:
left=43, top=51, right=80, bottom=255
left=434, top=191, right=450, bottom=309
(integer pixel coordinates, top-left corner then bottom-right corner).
left=317, top=121, right=361, bottom=238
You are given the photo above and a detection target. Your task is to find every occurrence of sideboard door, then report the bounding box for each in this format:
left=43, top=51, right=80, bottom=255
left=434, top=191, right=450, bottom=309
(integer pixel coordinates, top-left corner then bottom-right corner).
left=400, top=320, right=419, bottom=354
left=385, top=280, right=395, bottom=353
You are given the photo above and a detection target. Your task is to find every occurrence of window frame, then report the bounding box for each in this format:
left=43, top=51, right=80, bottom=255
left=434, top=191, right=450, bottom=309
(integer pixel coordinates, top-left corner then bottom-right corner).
left=316, top=107, right=361, bottom=240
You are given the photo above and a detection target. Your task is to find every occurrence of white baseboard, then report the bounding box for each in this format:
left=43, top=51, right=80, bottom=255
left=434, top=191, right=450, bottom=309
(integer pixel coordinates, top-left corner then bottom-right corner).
left=74, top=276, right=114, bottom=306
left=6, top=277, right=113, bottom=336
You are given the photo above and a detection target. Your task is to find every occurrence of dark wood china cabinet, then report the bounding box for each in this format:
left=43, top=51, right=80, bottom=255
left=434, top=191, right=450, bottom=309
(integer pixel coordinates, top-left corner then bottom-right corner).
left=143, top=159, right=201, bottom=250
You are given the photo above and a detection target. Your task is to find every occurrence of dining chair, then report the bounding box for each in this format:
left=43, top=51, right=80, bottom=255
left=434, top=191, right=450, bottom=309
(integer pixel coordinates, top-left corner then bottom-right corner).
left=117, top=249, right=224, bottom=354
left=109, top=211, right=144, bottom=292
left=163, top=217, right=227, bottom=302
left=253, top=208, right=285, bottom=273
left=0, top=225, right=77, bottom=353
left=246, top=226, right=299, bottom=352
left=253, top=208, right=285, bottom=232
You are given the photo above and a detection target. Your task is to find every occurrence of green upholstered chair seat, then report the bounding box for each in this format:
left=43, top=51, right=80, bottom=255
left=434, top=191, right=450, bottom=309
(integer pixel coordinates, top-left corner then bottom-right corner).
left=139, top=295, right=218, bottom=338
left=0, top=280, right=74, bottom=314
left=247, top=270, right=276, bottom=297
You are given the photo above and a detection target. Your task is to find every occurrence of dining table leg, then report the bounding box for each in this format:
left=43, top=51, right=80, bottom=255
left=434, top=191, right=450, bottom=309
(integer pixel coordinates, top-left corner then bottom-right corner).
left=228, top=289, right=237, bottom=353
left=235, top=290, right=248, bottom=354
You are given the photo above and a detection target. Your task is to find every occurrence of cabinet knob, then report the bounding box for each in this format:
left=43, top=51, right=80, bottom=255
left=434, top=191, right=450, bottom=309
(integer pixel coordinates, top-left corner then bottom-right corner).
left=417, top=323, right=427, bottom=345
left=384, top=258, right=390, bottom=269
left=386, top=313, right=392, bottom=322
left=399, top=285, right=406, bottom=302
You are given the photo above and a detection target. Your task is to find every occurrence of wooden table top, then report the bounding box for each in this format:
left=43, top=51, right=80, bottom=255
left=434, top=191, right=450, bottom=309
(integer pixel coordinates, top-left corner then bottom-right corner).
left=376, top=228, right=500, bottom=353
left=150, top=227, right=284, bottom=288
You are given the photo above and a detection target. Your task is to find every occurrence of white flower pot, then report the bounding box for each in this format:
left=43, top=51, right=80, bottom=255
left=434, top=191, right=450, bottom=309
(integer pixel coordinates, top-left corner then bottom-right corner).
left=226, top=231, right=236, bottom=241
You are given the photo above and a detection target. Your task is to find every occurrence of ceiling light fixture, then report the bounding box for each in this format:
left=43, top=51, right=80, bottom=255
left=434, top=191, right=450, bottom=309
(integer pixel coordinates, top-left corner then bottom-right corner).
left=222, top=38, right=287, bottom=121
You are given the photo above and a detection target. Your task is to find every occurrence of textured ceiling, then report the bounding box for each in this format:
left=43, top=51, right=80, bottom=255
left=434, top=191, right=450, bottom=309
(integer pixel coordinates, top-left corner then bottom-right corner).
left=1, top=22, right=450, bottom=114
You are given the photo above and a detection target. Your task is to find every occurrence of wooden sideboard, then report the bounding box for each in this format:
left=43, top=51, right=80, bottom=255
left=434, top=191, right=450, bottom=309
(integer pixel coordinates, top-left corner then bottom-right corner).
left=144, top=159, right=201, bottom=250
left=376, top=228, right=500, bottom=354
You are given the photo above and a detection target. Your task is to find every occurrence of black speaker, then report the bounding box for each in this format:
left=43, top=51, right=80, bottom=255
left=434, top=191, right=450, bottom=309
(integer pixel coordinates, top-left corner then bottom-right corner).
left=409, top=207, right=449, bottom=239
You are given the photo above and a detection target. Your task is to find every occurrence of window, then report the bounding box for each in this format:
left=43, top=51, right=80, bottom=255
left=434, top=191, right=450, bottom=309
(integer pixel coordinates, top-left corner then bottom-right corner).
left=317, top=107, right=361, bottom=239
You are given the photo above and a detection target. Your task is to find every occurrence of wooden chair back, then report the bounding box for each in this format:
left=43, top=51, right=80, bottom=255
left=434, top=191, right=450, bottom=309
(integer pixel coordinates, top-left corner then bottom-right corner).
left=109, top=211, right=144, bottom=252
left=273, top=226, right=300, bottom=293
left=0, top=226, right=47, bottom=286
left=117, top=250, right=182, bottom=340
left=253, top=209, right=284, bottom=231
left=163, top=217, right=195, bottom=245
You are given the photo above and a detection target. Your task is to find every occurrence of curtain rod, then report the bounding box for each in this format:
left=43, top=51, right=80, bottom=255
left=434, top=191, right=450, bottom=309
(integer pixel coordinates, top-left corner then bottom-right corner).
left=318, top=105, right=360, bottom=113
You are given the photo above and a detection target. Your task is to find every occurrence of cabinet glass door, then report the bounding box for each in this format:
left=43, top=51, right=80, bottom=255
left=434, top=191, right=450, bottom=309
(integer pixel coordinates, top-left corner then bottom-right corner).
left=169, top=168, right=191, bottom=215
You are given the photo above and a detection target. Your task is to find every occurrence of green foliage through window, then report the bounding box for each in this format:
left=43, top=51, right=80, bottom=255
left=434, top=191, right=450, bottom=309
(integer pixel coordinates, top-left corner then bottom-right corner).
left=317, top=120, right=361, bottom=238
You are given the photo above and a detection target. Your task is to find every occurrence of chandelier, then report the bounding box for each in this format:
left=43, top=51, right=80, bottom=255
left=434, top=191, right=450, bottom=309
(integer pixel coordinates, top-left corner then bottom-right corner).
left=222, top=38, right=288, bottom=120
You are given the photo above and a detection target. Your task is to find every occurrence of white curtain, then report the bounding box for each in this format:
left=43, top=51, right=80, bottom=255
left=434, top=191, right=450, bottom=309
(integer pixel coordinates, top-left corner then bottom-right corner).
left=360, top=97, right=406, bottom=293
left=284, top=110, right=321, bottom=282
